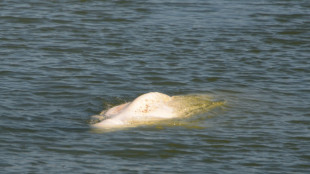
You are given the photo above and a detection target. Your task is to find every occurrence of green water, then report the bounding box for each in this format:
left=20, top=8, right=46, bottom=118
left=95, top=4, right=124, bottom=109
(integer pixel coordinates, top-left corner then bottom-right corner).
left=1, top=0, right=309, bottom=173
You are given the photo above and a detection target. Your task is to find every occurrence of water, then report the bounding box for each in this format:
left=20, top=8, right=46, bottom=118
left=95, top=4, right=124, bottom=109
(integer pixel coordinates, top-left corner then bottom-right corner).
left=1, top=0, right=309, bottom=173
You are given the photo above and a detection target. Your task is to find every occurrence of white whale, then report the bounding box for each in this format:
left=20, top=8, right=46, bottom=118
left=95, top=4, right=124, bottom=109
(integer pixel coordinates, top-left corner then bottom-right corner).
left=90, top=92, right=224, bottom=129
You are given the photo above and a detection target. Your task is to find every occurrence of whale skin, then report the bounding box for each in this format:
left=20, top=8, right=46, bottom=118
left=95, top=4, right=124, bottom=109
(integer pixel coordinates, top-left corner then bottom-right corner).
left=90, top=92, right=223, bottom=129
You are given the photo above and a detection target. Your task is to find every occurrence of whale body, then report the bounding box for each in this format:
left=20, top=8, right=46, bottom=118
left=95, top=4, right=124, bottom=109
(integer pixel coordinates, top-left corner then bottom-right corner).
left=90, top=92, right=223, bottom=129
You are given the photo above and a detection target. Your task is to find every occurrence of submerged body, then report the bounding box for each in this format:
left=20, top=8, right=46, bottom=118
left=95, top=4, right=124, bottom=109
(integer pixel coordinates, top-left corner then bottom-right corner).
left=90, top=92, right=223, bottom=129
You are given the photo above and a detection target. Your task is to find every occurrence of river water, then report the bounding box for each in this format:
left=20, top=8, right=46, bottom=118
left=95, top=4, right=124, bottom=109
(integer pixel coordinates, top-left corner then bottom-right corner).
left=1, top=0, right=309, bottom=173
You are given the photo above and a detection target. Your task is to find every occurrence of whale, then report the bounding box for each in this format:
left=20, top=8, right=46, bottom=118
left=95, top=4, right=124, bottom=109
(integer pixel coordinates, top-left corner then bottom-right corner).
left=90, top=92, right=224, bottom=129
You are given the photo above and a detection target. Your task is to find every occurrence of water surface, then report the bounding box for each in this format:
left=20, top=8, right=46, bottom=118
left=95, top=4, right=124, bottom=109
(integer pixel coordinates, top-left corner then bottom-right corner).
left=1, top=0, right=309, bottom=173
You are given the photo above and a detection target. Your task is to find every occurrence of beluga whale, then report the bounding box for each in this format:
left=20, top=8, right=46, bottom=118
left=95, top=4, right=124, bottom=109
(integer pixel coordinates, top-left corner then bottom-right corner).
left=90, top=92, right=224, bottom=130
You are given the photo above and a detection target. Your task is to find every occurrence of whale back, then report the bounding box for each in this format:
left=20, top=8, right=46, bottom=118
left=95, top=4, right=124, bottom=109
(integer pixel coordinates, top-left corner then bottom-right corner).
left=123, top=92, right=172, bottom=118
left=90, top=92, right=225, bottom=129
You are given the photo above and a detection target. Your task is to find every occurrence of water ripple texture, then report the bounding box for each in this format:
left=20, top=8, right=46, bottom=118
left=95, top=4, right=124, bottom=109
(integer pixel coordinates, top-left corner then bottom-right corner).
left=1, top=0, right=309, bottom=173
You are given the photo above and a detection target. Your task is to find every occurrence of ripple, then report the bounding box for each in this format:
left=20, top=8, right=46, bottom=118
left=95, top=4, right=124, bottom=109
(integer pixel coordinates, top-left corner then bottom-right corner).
left=1, top=0, right=309, bottom=173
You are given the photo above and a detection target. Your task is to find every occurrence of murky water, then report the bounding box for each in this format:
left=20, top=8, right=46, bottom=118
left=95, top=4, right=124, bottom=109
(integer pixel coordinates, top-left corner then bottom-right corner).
left=1, top=0, right=309, bottom=173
